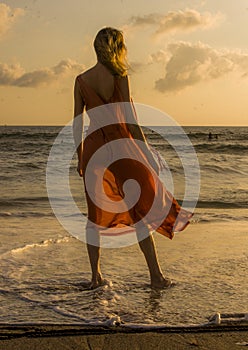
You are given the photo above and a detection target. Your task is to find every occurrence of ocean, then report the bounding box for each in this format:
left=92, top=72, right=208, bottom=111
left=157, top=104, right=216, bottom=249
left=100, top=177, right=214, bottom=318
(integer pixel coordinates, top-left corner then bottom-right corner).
left=0, top=125, right=247, bottom=326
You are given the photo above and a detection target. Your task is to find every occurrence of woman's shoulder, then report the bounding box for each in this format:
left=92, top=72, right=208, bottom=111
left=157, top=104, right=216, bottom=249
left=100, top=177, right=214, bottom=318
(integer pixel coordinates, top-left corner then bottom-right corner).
left=116, top=74, right=130, bottom=101
left=76, top=67, right=95, bottom=81
left=117, top=74, right=129, bottom=84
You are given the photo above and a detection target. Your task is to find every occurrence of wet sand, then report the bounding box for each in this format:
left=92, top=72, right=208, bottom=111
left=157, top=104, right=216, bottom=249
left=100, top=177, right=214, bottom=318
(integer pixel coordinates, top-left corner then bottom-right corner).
left=1, top=324, right=248, bottom=350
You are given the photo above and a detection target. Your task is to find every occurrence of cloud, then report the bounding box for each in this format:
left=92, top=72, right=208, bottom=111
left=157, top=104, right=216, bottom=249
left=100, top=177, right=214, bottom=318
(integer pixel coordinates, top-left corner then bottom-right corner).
left=0, top=3, right=24, bottom=38
left=152, top=42, right=248, bottom=92
left=128, top=9, right=223, bottom=36
left=0, top=62, right=25, bottom=84
left=129, top=13, right=163, bottom=27
left=0, top=59, right=85, bottom=87
left=148, top=50, right=170, bottom=64
left=156, top=9, right=222, bottom=35
left=129, top=60, right=147, bottom=73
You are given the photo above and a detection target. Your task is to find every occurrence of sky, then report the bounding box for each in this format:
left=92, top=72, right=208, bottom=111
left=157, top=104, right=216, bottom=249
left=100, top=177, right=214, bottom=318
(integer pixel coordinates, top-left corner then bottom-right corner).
left=0, top=0, right=248, bottom=126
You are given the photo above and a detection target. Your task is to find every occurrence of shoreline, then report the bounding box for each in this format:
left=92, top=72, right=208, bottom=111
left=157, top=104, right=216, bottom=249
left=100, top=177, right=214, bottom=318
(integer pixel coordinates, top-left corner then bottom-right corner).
left=1, top=324, right=248, bottom=350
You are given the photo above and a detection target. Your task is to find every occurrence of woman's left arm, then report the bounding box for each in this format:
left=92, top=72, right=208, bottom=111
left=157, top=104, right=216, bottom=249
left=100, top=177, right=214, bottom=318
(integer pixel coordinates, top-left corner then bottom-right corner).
left=73, top=76, right=85, bottom=177
left=118, top=76, right=159, bottom=174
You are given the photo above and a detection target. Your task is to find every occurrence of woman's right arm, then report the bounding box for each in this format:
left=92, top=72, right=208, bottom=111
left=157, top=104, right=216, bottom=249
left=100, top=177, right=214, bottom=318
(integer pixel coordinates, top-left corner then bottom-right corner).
left=73, top=76, right=85, bottom=177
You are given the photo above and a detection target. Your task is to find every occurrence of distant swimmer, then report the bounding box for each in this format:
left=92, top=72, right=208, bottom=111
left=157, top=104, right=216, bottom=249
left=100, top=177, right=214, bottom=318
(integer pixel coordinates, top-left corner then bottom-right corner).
left=208, top=132, right=218, bottom=140
left=208, top=132, right=213, bottom=140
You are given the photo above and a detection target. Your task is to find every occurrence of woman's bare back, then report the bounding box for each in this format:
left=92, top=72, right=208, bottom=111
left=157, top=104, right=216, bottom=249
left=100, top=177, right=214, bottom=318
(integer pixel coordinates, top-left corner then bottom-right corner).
left=80, top=62, right=116, bottom=103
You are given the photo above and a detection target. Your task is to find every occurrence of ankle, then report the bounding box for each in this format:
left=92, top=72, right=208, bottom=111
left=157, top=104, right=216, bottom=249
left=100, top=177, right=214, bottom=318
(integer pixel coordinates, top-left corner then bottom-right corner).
left=92, top=272, right=102, bottom=281
left=151, top=277, right=172, bottom=289
left=151, top=273, right=166, bottom=282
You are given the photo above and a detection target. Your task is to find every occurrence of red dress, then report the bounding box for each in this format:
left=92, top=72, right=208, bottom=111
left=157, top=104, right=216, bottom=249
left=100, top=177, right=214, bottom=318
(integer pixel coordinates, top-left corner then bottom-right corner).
left=76, top=74, right=193, bottom=240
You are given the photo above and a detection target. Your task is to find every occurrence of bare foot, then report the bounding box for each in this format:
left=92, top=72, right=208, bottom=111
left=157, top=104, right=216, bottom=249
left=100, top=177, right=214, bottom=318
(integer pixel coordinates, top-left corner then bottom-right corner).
left=151, top=276, right=172, bottom=289
left=89, top=273, right=104, bottom=290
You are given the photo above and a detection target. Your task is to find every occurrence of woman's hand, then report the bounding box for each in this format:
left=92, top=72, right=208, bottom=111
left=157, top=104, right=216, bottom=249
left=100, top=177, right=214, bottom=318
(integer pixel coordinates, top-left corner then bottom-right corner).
left=77, top=160, right=83, bottom=177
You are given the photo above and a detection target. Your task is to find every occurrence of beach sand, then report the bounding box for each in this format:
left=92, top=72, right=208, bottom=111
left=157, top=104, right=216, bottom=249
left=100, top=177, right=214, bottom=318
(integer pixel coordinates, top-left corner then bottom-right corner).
left=0, top=324, right=248, bottom=350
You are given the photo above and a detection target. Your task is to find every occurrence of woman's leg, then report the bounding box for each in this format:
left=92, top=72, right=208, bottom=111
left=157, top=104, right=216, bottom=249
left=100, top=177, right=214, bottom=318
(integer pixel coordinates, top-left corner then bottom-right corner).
left=86, top=227, right=103, bottom=289
left=137, top=228, right=171, bottom=288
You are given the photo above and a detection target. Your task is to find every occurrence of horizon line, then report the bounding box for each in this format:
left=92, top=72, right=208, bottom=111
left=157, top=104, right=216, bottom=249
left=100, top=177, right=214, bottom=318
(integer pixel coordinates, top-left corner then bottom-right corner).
left=1, top=124, right=248, bottom=127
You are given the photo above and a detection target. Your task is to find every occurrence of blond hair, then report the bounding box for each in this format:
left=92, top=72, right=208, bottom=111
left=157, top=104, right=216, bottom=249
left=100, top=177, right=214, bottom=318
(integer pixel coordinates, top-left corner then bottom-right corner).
left=94, top=27, right=129, bottom=77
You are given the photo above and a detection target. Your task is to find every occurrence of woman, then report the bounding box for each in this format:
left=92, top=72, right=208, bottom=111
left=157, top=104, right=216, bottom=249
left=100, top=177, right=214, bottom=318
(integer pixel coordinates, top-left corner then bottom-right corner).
left=73, top=27, right=192, bottom=289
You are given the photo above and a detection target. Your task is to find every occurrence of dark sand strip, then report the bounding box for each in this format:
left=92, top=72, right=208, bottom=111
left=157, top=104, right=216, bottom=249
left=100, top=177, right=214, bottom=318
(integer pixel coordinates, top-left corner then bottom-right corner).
left=0, top=324, right=248, bottom=350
